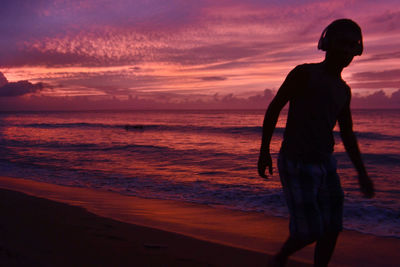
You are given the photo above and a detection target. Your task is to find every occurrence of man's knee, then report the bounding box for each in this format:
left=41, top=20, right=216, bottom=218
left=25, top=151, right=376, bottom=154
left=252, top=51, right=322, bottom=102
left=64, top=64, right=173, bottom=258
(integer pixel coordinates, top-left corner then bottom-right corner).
left=289, top=234, right=318, bottom=246
left=290, top=229, right=340, bottom=245
left=319, top=230, right=340, bottom=241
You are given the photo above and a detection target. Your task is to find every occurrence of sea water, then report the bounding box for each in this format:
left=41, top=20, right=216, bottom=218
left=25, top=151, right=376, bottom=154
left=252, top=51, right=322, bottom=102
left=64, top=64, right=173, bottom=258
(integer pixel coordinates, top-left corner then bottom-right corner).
left=0, top=109, right=399, bottom=238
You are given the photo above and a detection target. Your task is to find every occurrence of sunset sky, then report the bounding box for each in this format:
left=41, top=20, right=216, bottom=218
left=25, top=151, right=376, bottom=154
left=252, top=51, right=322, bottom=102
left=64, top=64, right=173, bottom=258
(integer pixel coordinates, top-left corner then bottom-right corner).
left=0, top=0, right=399, bottom=110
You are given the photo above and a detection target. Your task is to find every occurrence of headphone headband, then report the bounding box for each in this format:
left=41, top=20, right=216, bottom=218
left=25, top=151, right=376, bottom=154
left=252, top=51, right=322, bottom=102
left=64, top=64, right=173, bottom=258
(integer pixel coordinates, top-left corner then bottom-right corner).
left=318, top=19, right=363, bottom=56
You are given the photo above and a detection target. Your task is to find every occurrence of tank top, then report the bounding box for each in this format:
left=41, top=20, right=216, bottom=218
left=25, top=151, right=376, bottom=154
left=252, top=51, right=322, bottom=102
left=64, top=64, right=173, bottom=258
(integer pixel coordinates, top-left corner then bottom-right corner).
left=280, top=63, right=350, bottom=163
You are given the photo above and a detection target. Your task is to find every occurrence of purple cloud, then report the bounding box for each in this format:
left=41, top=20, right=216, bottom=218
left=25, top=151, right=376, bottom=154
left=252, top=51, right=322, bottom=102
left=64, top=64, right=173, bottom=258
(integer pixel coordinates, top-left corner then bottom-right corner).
left=200, top=76, right=227, bottom=81
left=0, top=72, right=7, bottom=86
left=352, top=69, right=400, bottom=81
left=1, top=88, right=400, bottom=111
left=358, top=51, right=400, bottom=63
left=0, top=72, right=45, bottom=97
left=351, top=89, right=400, bottom=109
left=369, top=10, right=400, bottom=31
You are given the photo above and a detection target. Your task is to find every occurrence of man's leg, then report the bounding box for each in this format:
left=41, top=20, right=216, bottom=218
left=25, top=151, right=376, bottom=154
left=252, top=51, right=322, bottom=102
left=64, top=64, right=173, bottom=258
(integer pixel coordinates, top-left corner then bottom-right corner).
left=314, top=231, right=339, bottom=267
left=314, top=156, right=343, bottom=267
left=270, top=236, right=314, bottom=266
left=275, top=154, right=321, bottom=266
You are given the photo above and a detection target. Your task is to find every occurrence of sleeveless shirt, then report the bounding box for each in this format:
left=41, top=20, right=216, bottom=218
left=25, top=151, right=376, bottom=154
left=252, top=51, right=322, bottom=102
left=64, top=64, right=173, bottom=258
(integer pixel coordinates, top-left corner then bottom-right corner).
left=280, top=63, right=350, bottom=163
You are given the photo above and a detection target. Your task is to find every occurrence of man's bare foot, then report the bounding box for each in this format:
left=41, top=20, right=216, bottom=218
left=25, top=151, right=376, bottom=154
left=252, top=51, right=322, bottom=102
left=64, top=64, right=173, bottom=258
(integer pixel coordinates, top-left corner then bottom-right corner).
left=268, top=253, right=288, bottom=267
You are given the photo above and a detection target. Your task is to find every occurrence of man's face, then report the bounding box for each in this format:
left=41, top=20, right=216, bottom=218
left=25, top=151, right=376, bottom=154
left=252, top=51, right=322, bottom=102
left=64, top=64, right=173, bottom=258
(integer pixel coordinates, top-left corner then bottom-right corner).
left=327, top=31, right=361, bottom=68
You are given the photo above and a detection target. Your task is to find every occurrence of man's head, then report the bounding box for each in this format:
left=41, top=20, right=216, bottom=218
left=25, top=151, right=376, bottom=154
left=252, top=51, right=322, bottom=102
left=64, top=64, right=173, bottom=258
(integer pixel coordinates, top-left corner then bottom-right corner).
left=318, top=19, right=363, bottom=68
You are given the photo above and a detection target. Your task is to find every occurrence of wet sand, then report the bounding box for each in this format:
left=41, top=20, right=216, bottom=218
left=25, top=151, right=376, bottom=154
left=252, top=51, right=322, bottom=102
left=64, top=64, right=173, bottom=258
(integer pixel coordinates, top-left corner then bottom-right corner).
left=0, top=176, right=398, bottom=266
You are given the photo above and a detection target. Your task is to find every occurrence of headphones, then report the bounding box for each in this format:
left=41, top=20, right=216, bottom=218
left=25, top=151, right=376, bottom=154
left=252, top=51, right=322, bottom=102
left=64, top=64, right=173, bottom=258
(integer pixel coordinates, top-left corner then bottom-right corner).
left=318, top=19, right=363, bottom=56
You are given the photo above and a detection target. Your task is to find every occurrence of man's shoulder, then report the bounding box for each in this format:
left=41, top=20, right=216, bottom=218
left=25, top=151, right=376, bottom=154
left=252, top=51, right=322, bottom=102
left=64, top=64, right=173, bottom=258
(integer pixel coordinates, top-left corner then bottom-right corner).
left=293, top=63, right=319, bottom=71
left=290, top=63, right=322, bottom=79
left=288, top=63, right=314, bottom=81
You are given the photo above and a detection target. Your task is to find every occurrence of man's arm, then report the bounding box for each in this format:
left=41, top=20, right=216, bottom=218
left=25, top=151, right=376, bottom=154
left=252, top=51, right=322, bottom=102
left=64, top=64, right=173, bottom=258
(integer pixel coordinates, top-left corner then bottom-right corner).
left=338, top=102, right=374, bottom=198
left=258, top=66, right=306, bottom=178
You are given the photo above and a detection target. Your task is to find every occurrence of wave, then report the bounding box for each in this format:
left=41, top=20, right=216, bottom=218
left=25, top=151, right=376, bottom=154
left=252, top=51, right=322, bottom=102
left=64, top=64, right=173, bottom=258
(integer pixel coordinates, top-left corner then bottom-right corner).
left=0, top=138, right=171, bottom=153
left=22, top=122, right=127, bottom=129
left=20, top=122, right=268, bottom=135
left=352, top=131, right=400, bottom=141
left=335, top=152, right=400, bottom=166
left=16, top=122, right=400, bottom=141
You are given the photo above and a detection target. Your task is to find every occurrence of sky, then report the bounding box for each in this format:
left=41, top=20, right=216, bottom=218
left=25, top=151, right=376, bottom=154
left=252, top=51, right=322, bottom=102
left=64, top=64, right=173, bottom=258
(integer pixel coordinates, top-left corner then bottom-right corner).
left=0, top=0, right=399, bottom=110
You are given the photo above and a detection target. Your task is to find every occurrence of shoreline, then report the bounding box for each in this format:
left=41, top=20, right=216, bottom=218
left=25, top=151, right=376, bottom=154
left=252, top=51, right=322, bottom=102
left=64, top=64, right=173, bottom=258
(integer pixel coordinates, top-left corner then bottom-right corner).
left=0, top=188, right=282, bottom=266
left=0, top=176, right=399, bottom=266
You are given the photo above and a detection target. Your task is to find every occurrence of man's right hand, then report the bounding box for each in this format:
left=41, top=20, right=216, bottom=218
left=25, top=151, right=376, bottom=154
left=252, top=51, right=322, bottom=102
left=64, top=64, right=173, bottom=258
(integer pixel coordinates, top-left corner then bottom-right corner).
left=258, top=152, right=273, bottom=179
left=359, top=174, right=375, bottom=198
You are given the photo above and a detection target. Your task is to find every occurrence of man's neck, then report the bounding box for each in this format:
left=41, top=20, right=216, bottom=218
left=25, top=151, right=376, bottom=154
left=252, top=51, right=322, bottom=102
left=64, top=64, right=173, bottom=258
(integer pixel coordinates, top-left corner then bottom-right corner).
left=321, top=60, right=343, bottom=78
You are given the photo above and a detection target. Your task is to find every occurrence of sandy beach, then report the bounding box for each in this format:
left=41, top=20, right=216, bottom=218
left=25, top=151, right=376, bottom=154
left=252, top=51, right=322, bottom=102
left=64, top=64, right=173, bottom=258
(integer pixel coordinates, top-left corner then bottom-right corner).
left=0, top=176, right=399, bottom=266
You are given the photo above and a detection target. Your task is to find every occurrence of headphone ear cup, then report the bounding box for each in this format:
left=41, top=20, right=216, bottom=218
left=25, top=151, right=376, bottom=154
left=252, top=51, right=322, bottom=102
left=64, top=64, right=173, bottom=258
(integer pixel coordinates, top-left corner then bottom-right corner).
left=356, top=38, right=363, bottom=55
left=318, top=27, right=329, bottom=51
left=318, top=36, right=323, bottom=50
left=321, top=35, right=328, bottom=51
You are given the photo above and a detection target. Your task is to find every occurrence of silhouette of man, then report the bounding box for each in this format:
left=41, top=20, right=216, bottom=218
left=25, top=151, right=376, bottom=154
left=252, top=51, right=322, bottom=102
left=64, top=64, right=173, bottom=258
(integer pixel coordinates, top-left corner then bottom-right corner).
left=258, top=19, right=375, bottom=267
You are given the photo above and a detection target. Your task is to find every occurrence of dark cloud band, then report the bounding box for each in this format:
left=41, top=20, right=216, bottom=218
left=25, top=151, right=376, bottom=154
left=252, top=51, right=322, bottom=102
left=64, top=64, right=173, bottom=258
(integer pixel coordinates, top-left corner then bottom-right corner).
left=0, top=72, right=46, bottom=97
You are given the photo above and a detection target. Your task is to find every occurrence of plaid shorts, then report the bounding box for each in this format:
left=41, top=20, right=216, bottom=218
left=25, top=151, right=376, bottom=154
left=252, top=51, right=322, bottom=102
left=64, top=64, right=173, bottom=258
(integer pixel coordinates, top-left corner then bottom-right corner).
left=278, top=153, right=344, bottom=241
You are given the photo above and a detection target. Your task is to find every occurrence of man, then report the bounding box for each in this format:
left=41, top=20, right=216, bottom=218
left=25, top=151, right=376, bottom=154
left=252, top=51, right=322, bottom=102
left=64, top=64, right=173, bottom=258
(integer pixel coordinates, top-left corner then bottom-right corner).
left=257, top=19, right=375, bottom=267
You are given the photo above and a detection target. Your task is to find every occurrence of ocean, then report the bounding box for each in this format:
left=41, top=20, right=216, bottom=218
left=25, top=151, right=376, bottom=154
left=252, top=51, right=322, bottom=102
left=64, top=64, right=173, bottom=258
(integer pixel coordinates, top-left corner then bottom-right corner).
left=0, top=109, right=399, bottom=238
